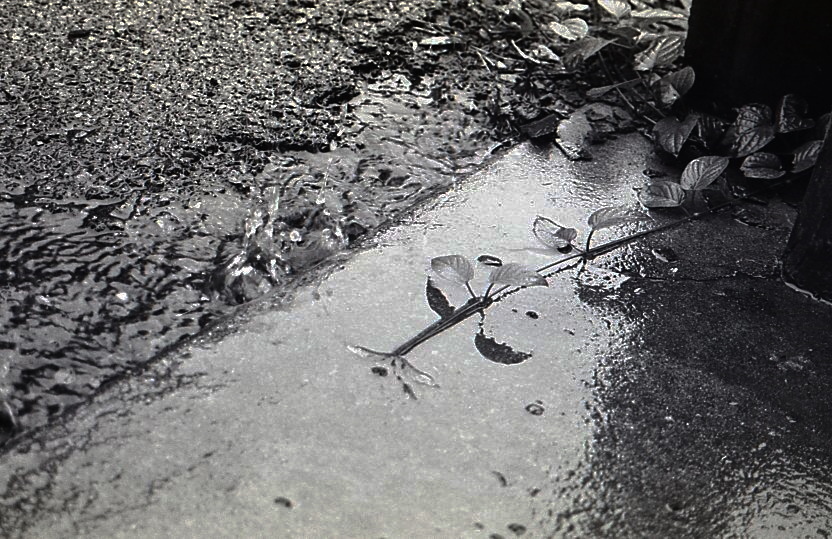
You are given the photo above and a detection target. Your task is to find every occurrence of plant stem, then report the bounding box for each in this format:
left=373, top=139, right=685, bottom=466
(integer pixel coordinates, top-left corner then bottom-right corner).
left=391, top=296, right=493, bottom=356
left=378, top=173, right=801, bottom=358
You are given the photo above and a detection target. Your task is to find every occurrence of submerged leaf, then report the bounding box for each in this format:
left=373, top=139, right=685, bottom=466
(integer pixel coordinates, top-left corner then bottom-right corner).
left=425, top=278, right=455, bottom=319
left=637, top=181, right=685, bottom=208
left=533, top=216, right=578, bottom=250
left=549, top=18, right=589, bottom=40
left=776, top=94, right=814, bottom=133
left=474, top=332, right=532, bottom=365
left=597, top=0, right=631, bottom=19
left=680, top=155, right=730, bottom=190
left=488, top=263, right=548, bottom=288
left=587, top=206, right=644, bottom=231
left=792, top=140, right=824, bottom=173
left=430, top=255, right=474, bottom=285
left=654, top=114, right=698, bottom=156
left=634, top=35, right=684, bottom=71
left=740, top=153, right=785, bottom=179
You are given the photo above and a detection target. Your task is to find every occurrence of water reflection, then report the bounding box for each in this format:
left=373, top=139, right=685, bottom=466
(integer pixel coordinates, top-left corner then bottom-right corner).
left=554, top=260, right=832, bottom=536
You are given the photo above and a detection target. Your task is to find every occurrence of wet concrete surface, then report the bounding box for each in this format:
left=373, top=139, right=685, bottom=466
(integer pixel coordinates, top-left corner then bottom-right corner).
left=2, top=134, right=832, bottom=537
left=2, top=0, right=589, bottom=438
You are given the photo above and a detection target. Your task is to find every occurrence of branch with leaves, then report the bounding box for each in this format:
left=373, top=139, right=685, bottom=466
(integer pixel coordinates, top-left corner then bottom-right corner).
left=348, top=158, right=807, bottom=398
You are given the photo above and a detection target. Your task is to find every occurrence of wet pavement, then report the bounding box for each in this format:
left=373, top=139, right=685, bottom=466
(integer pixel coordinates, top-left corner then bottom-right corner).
left=2, top=134, right=831, bottom=537
left=2, top=0, right=569, bottom=435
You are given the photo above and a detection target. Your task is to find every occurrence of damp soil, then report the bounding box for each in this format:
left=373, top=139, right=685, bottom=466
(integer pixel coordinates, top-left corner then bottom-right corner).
left=0, top=0, right=619, bottom=443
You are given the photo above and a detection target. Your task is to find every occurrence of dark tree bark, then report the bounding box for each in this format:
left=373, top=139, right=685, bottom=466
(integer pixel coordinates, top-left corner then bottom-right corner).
left=782, top=122, right=832, bottom=301
left=685, top=0, right=832, bottom=112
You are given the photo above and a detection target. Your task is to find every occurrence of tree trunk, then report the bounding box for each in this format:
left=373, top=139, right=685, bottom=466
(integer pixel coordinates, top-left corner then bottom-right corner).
left=782, top=122, right=832, bottom=301
left=685, top=0, right=832, bottom=113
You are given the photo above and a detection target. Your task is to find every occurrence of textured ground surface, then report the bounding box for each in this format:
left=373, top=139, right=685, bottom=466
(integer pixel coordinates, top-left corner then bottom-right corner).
left=2, top=135, right=830, bottom=538
left=1, top=0, right=593, bottom=438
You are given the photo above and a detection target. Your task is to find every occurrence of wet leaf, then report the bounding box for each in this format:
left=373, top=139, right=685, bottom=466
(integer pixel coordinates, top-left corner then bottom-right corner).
left=637, top=181, right=685, bottom=208
left=697, top=114, right=729, bottom=149
left=549, top=18, right=589, bottom=40
left=733, top=126, right=776, bottom=157
left=477, top=254, right=503, bottom=267
left=563, top=37, right=613, bottom=69
left=680, top=155, right=730, bottom=190
left=653, top=114, right=697, bottom=156
left=740, top=152, right=785, bottom=179
left=776, top=94, right=814, bottom=133
left=587, top=206, right=643, bottom=231
left=556, top=111, right=592, bottom=160
left=533, top=216, right=578, bottom=250
left=659, top=66, right=695, bottom=98
left=430, top=254, right=474, bottom=285
left=488, top=263, right=548, bottom=288
left=732, top=104, right=776, bottom=156
left=474, top=332, right=532, bottom=365
left=553, top=1, right=591, bottom=14
left=792, top=140, right=823, bottom=173
left=597, top=0, right=631, bottom=19
left=631, top=8, right=687, bottom=21
left=425, top=278, right=455, bottom=319
left=634, top=35, right=684, bottom=71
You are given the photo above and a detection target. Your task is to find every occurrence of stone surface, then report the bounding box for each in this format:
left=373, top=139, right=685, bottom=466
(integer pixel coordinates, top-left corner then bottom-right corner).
left=2, top=135, right=832, bottom=538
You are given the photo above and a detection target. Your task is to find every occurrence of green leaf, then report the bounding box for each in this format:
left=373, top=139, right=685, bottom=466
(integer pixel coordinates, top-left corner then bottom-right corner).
left=553, top=1, right=591, bottom=15
left=634, top=35, right=684, bottom=71
left=653, top=114, right=698, bottom=157
left=697, top=114, right=729, bottom=149
left=597, top=0, right=631, bottom=19
left=563, top=37, right=613, bottom=69
left=631, top=8, right=687, bottom=22
left=776, top=94, right=815, bottom=133
left=680, top=155, right=730, bottom=190
left=636, top=181, right=685, bottom=208
left=792, top=140, right=823, bottom=173
left=659, top=66, right=695, bottom=101
left=587, top=206, right=644, bottom=232
left=733, top=126, right=776, bottom=157
left=533, top=216, right=578, bottom=250
left=740, top=152, right=785, bottom=179
left=731, top=104, right=776, bottom=157
left=549, top=18, right=589, bottom=40
left=488, top=263, right=548, bottom=288
left=430, top=255, right=473, bottom=285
